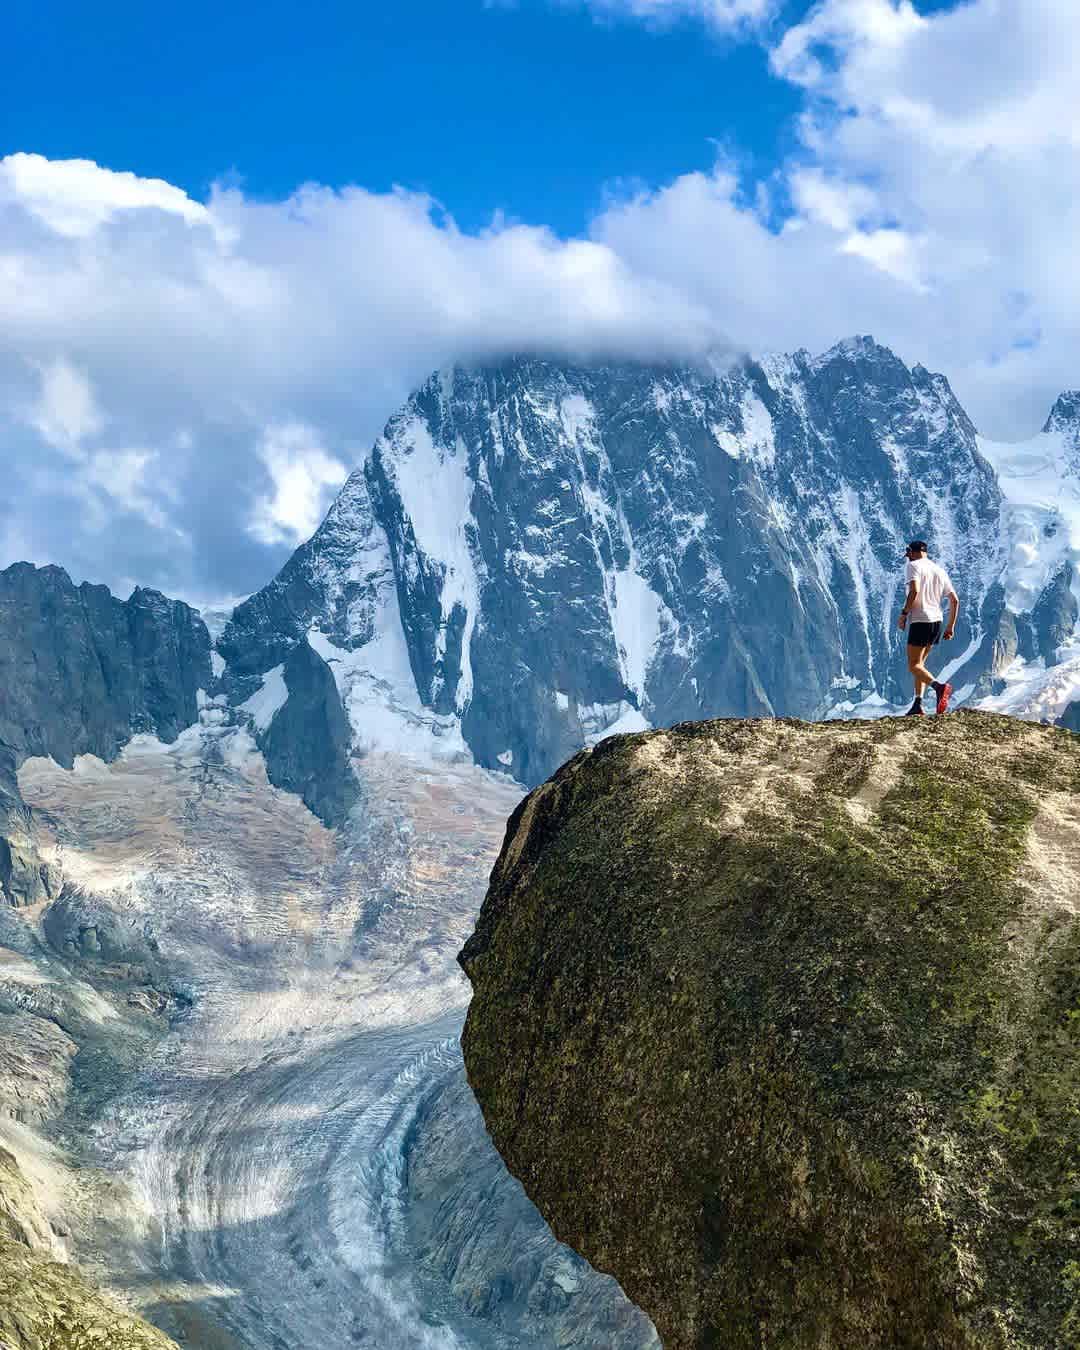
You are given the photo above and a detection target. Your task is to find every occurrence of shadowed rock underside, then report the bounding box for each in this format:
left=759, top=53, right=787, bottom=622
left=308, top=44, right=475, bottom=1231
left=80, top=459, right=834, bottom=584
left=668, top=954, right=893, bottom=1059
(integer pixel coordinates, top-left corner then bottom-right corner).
left=460, top=713, right=1080, bottom=1350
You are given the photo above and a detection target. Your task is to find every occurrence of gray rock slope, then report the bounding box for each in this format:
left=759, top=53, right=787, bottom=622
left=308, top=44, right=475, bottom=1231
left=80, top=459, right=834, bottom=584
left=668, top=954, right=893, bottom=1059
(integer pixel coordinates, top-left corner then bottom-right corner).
left=0, top=563, right=210, bottom=765
left=223, top=338, right=1076, bottom=786
left=0, top=563, right=212, bottom=904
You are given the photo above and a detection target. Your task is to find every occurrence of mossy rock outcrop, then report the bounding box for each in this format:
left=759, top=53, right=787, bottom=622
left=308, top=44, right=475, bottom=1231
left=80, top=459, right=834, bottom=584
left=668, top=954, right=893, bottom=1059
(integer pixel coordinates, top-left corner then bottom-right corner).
left=459, top=713, right=1080, bottom=1349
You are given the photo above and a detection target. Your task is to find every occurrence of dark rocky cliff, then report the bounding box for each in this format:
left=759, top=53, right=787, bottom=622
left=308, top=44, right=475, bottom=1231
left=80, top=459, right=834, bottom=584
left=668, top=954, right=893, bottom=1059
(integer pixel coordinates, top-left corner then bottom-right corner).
left=0, top=563, right=212, bottom=905
left=460, top=713, right=1080, bottom=1349
left=256, top=638, right=358, bottom=828
left=0, top=563, right=210, bottom=765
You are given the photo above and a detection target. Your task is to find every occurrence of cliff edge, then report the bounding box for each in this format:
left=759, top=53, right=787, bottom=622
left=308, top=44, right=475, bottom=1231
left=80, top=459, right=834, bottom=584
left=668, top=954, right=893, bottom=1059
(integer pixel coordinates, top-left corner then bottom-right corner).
left=460, top=714, right=1080, bottom=1349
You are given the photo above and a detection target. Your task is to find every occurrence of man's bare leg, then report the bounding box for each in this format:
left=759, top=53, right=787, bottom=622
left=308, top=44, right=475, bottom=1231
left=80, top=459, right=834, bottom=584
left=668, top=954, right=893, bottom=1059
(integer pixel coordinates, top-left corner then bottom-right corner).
left=906, top=644, right=935, bottom=702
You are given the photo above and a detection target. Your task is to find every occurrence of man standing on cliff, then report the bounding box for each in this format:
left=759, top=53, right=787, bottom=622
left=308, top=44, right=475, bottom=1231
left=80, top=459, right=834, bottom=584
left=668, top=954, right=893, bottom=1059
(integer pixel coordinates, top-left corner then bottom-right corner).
left=897, top=540, right=959, bottom=716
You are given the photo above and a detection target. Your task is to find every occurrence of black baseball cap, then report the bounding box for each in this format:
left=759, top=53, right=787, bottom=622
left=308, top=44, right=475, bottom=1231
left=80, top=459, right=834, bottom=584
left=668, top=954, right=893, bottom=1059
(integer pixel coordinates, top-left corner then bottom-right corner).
left=905, top=539, right=928, bottom=554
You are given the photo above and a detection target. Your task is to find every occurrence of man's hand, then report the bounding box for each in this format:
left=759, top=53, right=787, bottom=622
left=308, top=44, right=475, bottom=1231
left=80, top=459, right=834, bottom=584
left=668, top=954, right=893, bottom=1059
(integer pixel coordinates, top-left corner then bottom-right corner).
left=944, top=592, right=959, bottom=643
left=897, top=611, right=908, bottom=631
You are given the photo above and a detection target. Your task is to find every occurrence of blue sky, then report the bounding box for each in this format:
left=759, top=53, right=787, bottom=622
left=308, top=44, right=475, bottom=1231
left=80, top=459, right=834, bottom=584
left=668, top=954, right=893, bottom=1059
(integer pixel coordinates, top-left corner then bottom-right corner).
left=9, top=0, right=815, bottom=234
left=7, top=0, right=961, bottom=238
left=2, top=0, right=1077, bottom=602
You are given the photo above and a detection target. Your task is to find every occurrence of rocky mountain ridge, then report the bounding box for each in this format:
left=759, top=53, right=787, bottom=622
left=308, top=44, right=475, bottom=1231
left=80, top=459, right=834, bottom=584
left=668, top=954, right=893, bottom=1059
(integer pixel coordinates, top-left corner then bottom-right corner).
left=0, top=563, right=211, bottom=905
left=4, top=338, right=1079, bottom=866
left=222, top=338, right=1080, bottom=788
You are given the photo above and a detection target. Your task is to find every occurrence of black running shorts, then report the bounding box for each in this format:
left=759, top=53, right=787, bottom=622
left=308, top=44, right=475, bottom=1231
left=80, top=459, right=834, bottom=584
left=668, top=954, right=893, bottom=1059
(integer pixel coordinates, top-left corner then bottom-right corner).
left=908, top=620, right=942, bottom=648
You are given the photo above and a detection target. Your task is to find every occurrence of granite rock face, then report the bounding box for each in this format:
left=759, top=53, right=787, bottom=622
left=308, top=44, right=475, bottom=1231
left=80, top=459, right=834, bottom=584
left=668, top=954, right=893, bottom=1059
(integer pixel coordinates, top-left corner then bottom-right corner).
left=219, top=469, right=389, bottom=683
left=405, top=1069, right=660, bottom=1348
left=0, top=563, right=212, bottom=904
left=0, top=744, right=59, bottom=907
left=256, top=638, right=358, bottom=827
left=0, top=563, right=210, bottom=766
left=460, top=713, right=1080, bottom=1349
left=1030, top=563, right=1078, bottom=665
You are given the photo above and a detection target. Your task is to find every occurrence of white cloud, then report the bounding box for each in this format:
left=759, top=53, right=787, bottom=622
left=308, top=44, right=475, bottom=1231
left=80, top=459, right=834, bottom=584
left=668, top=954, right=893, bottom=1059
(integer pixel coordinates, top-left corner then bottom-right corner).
left=576, top=0, right=776, bottom=28
left=765, top=0, right=1080, bottom=423
left=4, top=0, right=1080, bottom=599
left=1, top=152, right=209, bottom=238
left=84, top=449, right=172, bottom=530
left=840, top=227, right=926, bottom=290
left=0, top=156, right=726, bottom=597
left=248, top=425, right=349, bottom=547
left=28, top=358, right=104, bottom=455
left=17, top=359, right=176, bottom=534
left=591, top=0, right=1080, bottom=438
left=773, top=0, right=1080, bottom=154
left=789, top=168, right=877, bottom=234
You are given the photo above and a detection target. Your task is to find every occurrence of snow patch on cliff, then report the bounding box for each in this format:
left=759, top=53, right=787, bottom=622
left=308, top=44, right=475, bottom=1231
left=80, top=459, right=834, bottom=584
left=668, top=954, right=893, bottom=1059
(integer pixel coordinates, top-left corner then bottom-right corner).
left=560, top=393, right=670, bottom=703
left=976, top=646, right=1080, bottom=723
left=711, top=388, right=775, bottom=466
left=240, top=665, right=287, bottom=731
left=307, top=626, right=470, bottom=764
left=978, top=430, right=1080, bottom=615
left=378, top=416, right=481, bottom=712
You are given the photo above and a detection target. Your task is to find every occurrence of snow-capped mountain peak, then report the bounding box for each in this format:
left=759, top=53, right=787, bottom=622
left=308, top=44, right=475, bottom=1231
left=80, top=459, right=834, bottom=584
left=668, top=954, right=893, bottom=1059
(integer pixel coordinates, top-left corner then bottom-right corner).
left=220, top=340, right=1077, bottom=786
left=1043, top=390, right=1080, bottom=440
left=973, top=392, right=1080, bottom=722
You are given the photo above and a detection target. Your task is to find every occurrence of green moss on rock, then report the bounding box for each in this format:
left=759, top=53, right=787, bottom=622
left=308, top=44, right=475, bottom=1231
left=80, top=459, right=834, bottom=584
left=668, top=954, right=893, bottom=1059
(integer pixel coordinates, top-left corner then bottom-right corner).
left=459, top=713, right=1080, bottom=1349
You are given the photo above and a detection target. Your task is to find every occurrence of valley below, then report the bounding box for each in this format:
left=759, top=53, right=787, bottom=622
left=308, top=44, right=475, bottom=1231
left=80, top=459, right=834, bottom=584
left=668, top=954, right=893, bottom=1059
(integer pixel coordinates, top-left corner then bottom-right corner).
left=1, top=707, right=655, bottom=1349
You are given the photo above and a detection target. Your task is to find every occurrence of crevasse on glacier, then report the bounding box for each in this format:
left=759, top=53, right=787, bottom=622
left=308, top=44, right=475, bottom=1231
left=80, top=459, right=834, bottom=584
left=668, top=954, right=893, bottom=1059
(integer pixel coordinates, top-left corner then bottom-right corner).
left=219, top=337, right=1080, bottom=789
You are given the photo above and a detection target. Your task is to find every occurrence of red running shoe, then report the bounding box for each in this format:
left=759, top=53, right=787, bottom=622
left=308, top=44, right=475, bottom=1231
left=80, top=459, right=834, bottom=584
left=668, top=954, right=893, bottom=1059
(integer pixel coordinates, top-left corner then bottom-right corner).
left=934, top=681, right=953, bottom=715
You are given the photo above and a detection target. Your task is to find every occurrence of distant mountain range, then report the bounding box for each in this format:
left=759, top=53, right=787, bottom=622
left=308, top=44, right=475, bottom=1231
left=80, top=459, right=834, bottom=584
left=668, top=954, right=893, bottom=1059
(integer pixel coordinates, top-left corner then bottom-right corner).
left=219, top=336, right=1079, bottom=791
left=3, top=335, right=1079, bottom=897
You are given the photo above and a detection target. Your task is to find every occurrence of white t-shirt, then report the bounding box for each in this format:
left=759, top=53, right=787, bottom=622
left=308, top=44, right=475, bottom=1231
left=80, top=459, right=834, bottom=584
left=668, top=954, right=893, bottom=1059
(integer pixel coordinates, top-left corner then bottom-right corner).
left=905, top=557, right=955, bottom=624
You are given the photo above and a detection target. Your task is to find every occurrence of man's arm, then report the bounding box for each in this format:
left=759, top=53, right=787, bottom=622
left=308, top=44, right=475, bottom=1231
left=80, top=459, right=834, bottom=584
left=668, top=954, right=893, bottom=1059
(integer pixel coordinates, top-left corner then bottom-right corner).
left=944, top=589, right=959, bottom=640
left=897, top=579, right=918, bottom=630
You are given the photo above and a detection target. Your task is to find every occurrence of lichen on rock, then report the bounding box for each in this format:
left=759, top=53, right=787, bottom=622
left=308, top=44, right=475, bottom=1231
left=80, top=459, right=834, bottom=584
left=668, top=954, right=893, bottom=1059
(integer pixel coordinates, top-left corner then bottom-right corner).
left=459, top=712, right=1080, bottom=1349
